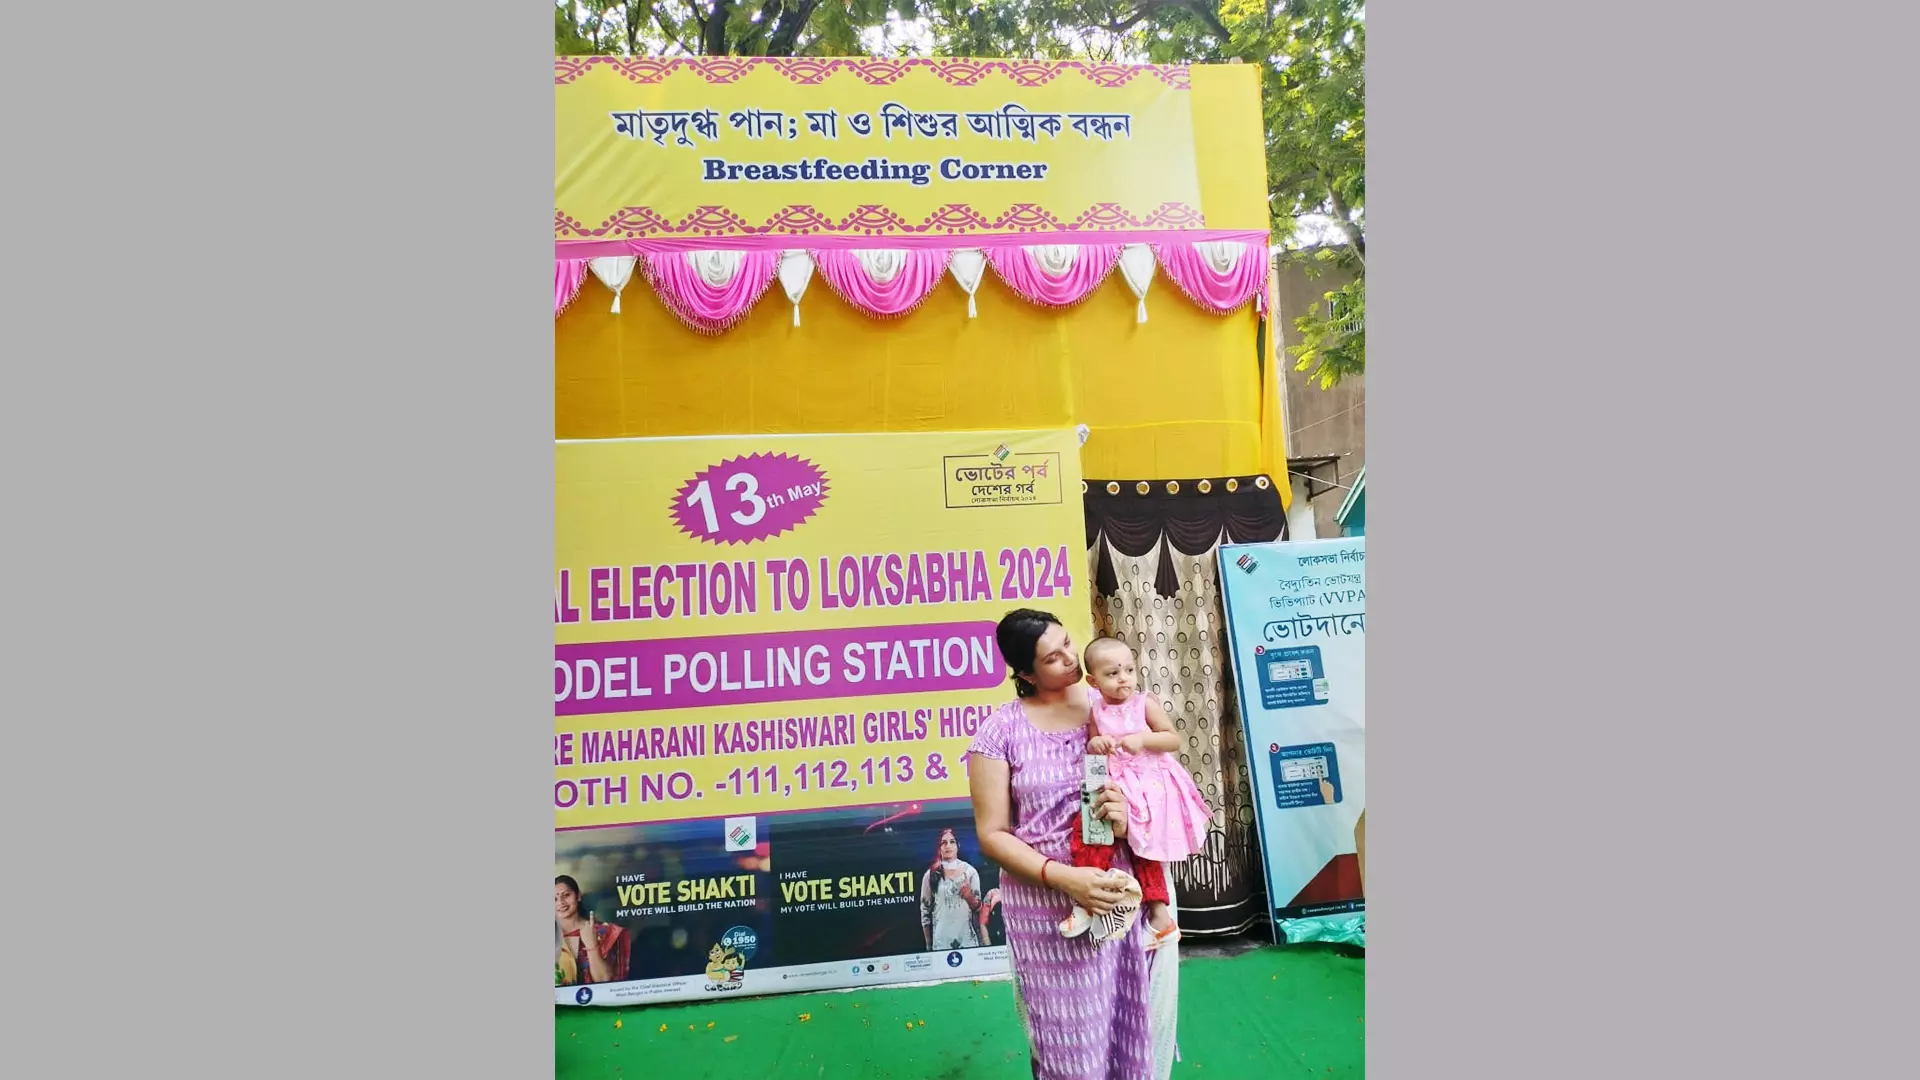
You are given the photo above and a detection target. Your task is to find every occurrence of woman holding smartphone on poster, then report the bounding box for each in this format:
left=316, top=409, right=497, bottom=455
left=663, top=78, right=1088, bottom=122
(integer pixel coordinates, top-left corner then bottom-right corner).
left=555, top=875, right=631, bottom=986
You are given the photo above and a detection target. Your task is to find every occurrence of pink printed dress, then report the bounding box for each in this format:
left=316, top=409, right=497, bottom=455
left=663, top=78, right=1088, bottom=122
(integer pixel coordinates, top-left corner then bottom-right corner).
left=1094, top=694, right=1213, bottom=862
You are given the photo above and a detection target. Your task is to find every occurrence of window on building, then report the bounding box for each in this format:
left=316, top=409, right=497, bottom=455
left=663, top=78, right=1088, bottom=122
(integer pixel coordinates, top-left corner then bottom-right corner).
left=1327, top=295, right=1364, bottom=335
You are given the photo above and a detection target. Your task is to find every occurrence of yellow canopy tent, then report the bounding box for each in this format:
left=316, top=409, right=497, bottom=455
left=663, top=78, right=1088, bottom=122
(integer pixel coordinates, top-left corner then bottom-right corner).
left=554, top=55, right=1288, bottom=936
left=554, top=57, right=1288, bottom=485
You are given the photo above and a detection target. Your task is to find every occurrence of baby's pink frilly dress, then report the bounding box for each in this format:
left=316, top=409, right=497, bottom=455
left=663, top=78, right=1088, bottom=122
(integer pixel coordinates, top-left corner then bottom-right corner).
left=1093, top=692, right=1213, bottom=862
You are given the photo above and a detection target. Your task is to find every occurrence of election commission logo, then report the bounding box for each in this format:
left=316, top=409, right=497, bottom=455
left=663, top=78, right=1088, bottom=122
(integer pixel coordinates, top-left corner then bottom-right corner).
left=574, top=987, right=593, bottom=1005
left=946, top=951, right=964, bottom=968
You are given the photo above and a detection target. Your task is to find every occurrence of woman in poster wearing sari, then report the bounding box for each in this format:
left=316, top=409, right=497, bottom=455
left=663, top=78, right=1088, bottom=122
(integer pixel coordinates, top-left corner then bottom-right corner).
left=554, top=874, right=632, bottom=986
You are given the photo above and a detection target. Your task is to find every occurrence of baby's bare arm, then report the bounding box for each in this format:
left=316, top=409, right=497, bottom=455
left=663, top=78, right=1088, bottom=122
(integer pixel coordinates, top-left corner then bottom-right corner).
left=1129, top=698, right=1181, bottom=754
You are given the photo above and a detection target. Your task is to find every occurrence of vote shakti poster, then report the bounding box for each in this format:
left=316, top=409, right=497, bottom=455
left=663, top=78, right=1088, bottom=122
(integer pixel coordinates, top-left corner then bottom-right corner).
left=1216, top=538, right=1366, bottom=934
left=555, top=430, right=1091, bottom=1006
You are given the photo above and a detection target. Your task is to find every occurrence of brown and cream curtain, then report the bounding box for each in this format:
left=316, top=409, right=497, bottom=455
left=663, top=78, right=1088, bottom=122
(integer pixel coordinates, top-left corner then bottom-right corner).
left=1082, top=475, right=1288, bottom=937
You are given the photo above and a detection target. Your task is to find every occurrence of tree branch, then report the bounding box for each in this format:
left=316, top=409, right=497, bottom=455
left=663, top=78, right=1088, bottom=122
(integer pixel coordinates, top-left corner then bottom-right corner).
left=1180, top=1, right=1234, bottom=44
left=624, top=1, right=645, bottom=55
left=735, top=0, right=785, bottom=52
left=1323, top=183, right=1364, bottom=264
left=652, top=5, right=694, bottom=55
left=698, top=0, right=732, bottom=55
left=765, top=0, right=820, bottom=56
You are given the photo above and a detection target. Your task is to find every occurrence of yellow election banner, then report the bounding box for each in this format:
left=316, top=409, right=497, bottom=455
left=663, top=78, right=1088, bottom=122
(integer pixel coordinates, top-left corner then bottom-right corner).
left=554, top=429, right=1092, bottom=830
left=555, top=57, right=1268, bottom=240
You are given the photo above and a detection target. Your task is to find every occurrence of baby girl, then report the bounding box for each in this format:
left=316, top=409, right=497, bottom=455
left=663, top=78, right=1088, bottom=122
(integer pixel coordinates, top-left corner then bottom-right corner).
left=1059, top=636, right=1213, bottom=951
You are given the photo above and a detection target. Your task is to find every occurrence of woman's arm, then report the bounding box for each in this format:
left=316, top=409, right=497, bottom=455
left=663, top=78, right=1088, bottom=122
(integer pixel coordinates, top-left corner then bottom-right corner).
left=1121, top=697, right=1182, bottom=754
left=969, top=756, right=1051, bottom=887
left=581, top=916, right=614, bottom=983
left=970, top=756, right=1128, bottom=914
left=920, top=869, right=935, bottom=948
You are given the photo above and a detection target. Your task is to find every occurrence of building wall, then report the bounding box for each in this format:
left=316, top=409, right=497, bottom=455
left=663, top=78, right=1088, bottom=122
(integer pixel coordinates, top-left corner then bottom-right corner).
left=1286, top=476, right=1320, bottom=540
left=1273, top=256, right=1366, bottom=540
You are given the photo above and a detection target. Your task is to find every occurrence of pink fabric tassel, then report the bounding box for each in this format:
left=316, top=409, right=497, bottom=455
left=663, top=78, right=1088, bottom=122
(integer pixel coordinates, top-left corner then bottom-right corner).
left=554, top=259, right=589, bottom=319
left=983, top=244, right=1123, bottom=308
left=642, top=250, right=780, bottom=334
left=810, top=249, right=950, bottom=318
left=1152, top=240, right=1267, bottom=314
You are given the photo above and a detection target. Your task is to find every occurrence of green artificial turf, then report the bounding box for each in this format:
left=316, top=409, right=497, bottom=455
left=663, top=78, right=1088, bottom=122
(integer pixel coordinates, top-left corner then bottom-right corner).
left=557, top=944, right=1364, bottom=1079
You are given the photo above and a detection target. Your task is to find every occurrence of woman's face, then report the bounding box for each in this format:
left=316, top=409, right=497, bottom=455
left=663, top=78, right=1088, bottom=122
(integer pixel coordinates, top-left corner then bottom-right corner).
left=554, top=884, right=581, bottom=920
left=1025, top=624, right=1081, bottom=691
left=938, top=832, right=959, bottom=861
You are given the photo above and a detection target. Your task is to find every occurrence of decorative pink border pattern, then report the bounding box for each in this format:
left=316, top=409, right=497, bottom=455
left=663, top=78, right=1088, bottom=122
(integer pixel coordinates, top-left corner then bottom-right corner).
left=554, top=56, right=1190, bottom=90
left=556, top=201, right=1206, bottom=242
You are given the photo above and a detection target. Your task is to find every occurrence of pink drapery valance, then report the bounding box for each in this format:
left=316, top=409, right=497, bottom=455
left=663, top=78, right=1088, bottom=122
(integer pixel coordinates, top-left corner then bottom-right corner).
left=810, top=249, right=952, bottom=319
left=555, top=259, right=588, bottom=319
left=1152, top=240, right=1267, bottom=315
left=641, top=250, right=780, bottom=334
left=555, top=228, right=1267, bottom=260
left=554, top=236, right=1270, bottom=325
left=984, top=244, right=1125, bottom=309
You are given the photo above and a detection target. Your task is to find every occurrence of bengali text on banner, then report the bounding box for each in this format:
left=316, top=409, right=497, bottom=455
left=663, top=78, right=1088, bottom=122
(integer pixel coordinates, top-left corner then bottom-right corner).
left=554, top=58, right=1239, bottom=241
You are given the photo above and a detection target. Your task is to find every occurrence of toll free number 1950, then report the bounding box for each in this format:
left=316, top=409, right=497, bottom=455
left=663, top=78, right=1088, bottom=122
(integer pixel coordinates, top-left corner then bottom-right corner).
left=554, top=753, right=965, bottom=810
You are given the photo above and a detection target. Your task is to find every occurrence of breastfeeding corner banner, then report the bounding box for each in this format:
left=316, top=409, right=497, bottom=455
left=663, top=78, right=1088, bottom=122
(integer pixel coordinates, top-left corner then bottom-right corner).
left=1216, top=538, right=1366, bottom=937
left=555, top=430, right=1091, bottom=1006
left=554, top=58, right=1223, bottom=243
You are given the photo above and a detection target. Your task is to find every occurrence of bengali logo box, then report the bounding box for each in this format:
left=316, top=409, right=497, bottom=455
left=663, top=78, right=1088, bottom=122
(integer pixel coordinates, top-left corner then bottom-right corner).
left=943, top=450, right=1064, bottom=509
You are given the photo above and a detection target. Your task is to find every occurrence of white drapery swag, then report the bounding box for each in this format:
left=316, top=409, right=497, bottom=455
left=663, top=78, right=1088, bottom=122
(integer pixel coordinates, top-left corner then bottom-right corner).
left=587, top=256, right=636, bottom=314
left=691, top=249, right=744, bottom=287
left=949, top=248, right=989, bottom=318
left=777, top=250, right=814, bottom=326
left=1117, top=244, right=1158, bottom=324
left=851, top=248, right=911, bottom=284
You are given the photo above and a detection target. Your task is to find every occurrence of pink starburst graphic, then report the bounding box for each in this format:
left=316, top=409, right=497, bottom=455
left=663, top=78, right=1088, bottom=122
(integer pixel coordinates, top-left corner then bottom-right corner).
left=668, top=452, right=830, bottom=546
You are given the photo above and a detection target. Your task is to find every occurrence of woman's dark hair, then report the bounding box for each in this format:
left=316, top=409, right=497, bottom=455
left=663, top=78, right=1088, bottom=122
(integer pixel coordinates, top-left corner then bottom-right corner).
left=930, top=827, right=960, bottom=870
left=555, top=875, right=583, bottom=897
left=996, top=608, right=1061, bottom=698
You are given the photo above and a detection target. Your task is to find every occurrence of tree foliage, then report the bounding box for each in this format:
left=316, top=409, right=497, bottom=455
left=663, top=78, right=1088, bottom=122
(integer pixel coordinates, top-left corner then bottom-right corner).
left=556, top=0, right=1365, bottom=383
left=554, top=1, right=910, bottom=57
left=1287, top=266, right=1363, bottom=389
